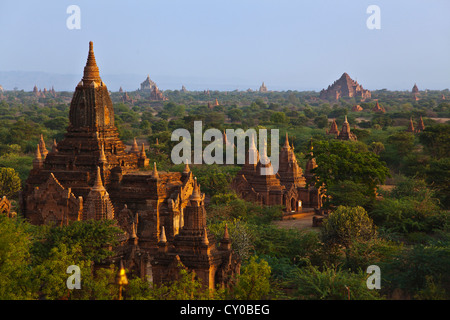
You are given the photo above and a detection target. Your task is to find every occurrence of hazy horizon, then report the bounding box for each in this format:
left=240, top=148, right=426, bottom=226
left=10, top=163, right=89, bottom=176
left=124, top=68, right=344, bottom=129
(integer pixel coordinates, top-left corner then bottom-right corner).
left=1, top=1, right=450, bottom=92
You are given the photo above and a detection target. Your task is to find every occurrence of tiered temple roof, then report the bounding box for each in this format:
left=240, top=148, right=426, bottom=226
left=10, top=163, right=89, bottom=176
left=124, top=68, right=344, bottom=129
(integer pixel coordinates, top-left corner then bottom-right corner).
left=22, top=41, right=239, bottom=287
left=231, top=133, right=321, bottom=213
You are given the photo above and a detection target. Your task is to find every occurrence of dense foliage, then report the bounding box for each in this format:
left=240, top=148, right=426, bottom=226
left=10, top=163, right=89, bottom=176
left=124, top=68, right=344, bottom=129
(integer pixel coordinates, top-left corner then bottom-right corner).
left=0, top=87, right=449, bottom=299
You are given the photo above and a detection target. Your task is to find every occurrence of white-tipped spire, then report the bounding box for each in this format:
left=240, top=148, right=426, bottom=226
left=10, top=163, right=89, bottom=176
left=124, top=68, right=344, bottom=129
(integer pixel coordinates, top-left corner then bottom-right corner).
left=92, top=166, right=105, bottom=191
left=153, top=162, right=159, bottom=178
left=160, top=226, right=167, bottom=243
left=99, top=144, right=107, bottom=163
left=35, top=144, right=42, bottom=160
left=183, top=159, right=190, bottom=173
left=202, top=227, right=209, bottom=245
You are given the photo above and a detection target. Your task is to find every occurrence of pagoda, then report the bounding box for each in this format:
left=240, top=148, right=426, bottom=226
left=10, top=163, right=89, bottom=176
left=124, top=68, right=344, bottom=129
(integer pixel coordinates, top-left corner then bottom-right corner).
left=372, top=101, right=386, bottom=113
left=320, top=73, right=371, bottom=101
left=416, top=116, right=425, bottom=132
left=231, top=134, right=322, bottom=214
left=336, top=116, right=357, bottom=141
left=327, top=119, right=340, bottom=136
left=22, top=42, right=239, bottom=286
left=259, top=82, right=268, bottom=92
left=406, top=117, right=415, bottom=133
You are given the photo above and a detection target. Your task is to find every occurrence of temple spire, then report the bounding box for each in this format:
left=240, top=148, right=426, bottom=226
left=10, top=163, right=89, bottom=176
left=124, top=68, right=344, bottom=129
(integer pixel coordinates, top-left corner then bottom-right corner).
left=202, top=228, right=209, bottom=245
left=417, top=116, right=425, bottom=132
left=407, top=117, right=415, bottom=133
left=33, top=144, right=43, bottom=170
left=35, top=144, right=42, bottom=160
left=130, top=137, right=139, bottom=154
left=160, top=226, right=167, bottom=243
left=152, top=162, right=159, bottom=178
left=190, top=178, right=202, bottom=201
left=99, top=144, right=107, bottom=163
left=39, top=134, right=48, bottom=158
left=223, top=223, right=230, bottom=241
left=220, top=223, right=231, bottom=250
left=139, top=143, right=146, bottom=158
left=183, top=159, right=190, bottom=174
left=92, top=166, right=105, bottom=191
left=52, top=139, right=58, bottom=152
left=83, top=41, right=101, bottom=83
left=284, top=132, right=290, bottom=148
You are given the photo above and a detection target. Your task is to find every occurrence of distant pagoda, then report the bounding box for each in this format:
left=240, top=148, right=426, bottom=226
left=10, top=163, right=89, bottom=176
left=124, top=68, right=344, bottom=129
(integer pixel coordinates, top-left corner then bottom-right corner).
left=327, top=119, right=340, bottom=136
left=320, top=73, right=371, bottom=101
left=336, top=116, right=357, bottom=141
left=259, top=82, right=268, bottom=92
left=140, top=74, right=157, bottom=91
left=372, top=101, right=385, bottom=113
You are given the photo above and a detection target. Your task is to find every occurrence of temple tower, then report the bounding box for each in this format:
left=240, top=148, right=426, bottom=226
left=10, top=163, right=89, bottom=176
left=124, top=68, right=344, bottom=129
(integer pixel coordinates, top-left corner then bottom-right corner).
left=337, top=116, right=357, bottom=141
left=278, top=133, right=306, bottom=188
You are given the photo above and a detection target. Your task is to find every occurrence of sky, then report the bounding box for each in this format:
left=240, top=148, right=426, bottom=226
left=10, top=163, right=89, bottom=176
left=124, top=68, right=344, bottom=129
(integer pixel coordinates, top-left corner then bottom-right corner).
left=1, top=0, right=450, bottom=91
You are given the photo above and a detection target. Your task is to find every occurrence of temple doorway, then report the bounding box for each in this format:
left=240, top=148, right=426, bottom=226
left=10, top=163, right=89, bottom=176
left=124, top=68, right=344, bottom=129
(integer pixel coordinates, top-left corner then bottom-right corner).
left=290, top=198, right=296, bottom=212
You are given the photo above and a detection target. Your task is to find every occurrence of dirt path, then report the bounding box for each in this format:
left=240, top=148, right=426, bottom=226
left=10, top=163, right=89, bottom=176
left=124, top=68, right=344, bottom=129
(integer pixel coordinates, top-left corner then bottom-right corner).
left=272, top=212, right=319, bottom=232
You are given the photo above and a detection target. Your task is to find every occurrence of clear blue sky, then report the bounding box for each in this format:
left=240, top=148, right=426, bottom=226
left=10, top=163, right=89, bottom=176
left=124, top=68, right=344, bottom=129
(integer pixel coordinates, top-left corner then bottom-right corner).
left=1, top=0, right=449, bottom=91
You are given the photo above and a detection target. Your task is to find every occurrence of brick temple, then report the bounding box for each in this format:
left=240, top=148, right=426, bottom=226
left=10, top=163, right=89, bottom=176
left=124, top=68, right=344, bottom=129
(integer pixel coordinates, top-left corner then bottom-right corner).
left=327, top=116, right=357, bottom=141
left=320, top=72, right=371, bottom=101
left=21, top=42, right=239, bottom=289
left=231, top=133, right=322, bottom=215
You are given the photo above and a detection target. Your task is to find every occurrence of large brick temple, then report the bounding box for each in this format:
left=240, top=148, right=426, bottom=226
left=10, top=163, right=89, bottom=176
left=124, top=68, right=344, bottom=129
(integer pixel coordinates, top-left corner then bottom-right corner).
left=320, top=72, right=371, bottom=101
left=21, top=42, right=239, bottom=289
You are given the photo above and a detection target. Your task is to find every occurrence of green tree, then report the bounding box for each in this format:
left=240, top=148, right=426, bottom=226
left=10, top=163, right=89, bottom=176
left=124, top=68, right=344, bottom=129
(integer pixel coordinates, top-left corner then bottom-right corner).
left=227, top=108, right=244, bottom=123
left=386, top=131, right=415, bottom=157
left=419, top=124, right=450, bottom=159
left=164, top=102, right=185, bottom=118
left=309, top=139, right=389, bottom=205
left=321, top=206, right=377, bottom=249
left=152, top=120, right=169, bottom=133
left=293, top=265, right=381, bottom=300
left=314, top=115, right=328, bottom=129
left=44, top=116, right=69, bottom=131
left=270, top=111, right=287, bottom=124
left=0, top=167, right=21, bottom=198
left=127, top=263, right=215, bottom=300
left=326, top=180, right=374, bottom=208
left=426, top=157, right=450, bottom=209
left=230, top=256, right=271, bottom=300
left=32, top=220, right=122, bottom=265
left=0, top=216, right=34, bottom=299
left=31, top=243, right=93, bottom=300
left=370, top=196, right=443, bottom=234
left=381, top=244, right=450, bottom=299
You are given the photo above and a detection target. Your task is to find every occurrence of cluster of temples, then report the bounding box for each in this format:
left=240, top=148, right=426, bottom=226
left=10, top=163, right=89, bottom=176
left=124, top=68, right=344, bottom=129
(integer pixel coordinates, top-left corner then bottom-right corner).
left=21, top=42, right=239, bottom=289
left=231, top=133, right=322, bottom=215
left=406, top=116, right=426, bottom=133
left=327, top=115, right=358, bottom=141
